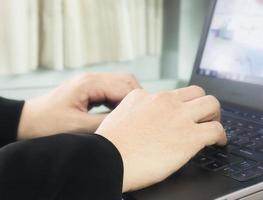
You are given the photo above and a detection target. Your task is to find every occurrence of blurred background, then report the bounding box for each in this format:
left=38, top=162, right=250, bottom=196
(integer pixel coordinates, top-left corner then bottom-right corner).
left=0, top=0, right=210, bottom=99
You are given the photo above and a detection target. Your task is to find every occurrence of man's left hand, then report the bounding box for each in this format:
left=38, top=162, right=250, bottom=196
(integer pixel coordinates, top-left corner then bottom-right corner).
left=17, top=73, right=141, bottom=139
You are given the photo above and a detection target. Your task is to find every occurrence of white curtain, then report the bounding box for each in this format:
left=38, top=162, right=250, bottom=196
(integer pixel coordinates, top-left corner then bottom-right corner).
left=0, top=0, right=163, bottom=75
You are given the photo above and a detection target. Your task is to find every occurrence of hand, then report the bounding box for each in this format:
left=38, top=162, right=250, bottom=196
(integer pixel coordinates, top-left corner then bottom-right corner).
left=96, top=86, right=227, bottom=192
left=17, top=73, right=141, bottom=140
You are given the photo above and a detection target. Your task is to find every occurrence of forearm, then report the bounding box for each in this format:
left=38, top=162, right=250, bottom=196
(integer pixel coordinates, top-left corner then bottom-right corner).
left=0, top=97, right=24, bottom=147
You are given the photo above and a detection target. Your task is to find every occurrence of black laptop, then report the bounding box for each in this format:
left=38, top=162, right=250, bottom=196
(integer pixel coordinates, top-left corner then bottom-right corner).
left=126, top=0, right=263, bottom=199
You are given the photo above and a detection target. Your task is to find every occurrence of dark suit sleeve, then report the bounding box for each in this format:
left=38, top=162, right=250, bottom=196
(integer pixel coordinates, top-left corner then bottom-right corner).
left=0, top=97, right=25, bottom=147
left=0, top=134, right=124, bottom=200
left=0, top=98, right=124, bottom=200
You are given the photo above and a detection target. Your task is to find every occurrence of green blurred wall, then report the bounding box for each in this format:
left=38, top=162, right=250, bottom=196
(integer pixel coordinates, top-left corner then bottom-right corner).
left=161, top=0, right=210, bottom=85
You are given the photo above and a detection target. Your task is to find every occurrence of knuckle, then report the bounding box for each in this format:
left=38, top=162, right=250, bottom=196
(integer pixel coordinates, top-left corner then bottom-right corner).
left=211, top=121, right=224, bottom=133
left=207, top=95, right=221, bottom=109
left=152, top=92, right=171, bottom=102
left=191, top=85, right=206, bottom=95
left=121, top=73, right=138, bottom=86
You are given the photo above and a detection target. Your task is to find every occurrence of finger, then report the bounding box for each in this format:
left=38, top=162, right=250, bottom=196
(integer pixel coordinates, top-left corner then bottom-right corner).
left=77, top=113, right=108, bottom=133
left=80, top=74, right=139, bottom=107
left=171, top=85, right=206, bottom=102
left=200, top=109, right=221, bottom=123
left=196, top=121, right=227, bottom=146
left=102, top=74, right=142, bottom=104
left=185, top=95, right=221, bottom=123
left=113, top=73, right=141, bottom=89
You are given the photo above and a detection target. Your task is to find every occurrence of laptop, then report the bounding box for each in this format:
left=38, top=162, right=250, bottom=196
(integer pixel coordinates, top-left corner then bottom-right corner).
left=125, top=0, right=263, bottom=199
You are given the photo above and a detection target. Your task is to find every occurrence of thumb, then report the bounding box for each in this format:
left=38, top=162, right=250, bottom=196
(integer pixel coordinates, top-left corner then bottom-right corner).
left=76, top=113, right=108, bottom=134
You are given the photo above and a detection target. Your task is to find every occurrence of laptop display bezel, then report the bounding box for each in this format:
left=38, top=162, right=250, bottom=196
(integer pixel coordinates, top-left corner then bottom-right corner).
left=190, top=0, right=263, bottom=111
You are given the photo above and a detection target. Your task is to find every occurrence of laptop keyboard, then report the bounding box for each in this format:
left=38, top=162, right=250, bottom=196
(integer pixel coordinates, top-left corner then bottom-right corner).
left=192, top=105, right=263, bottom=182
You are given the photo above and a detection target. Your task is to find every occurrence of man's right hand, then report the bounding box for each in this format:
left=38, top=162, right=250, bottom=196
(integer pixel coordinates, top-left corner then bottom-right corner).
left=96, top=86, right=227, bottom=192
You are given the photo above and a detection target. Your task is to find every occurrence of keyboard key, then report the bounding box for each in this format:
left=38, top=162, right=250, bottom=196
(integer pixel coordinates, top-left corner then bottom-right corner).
left=253, top=164, right=263, bottom=174
left=245, top=142, right=261, bottom=150
left=227, top=136, right=238, bottom=144
left=242, top=113, right=249, bottom=117
left=232, top=160, right=257, bottom=171
left=217, top=145, right=238, bottom=154
left=250, top=115, right=257, bottom=120
left=192, top=155, right=213, bottom=165
left=219, top=166, right=239, bottom=176
left=250, top=136, right=263, bottom=143
left=226, top=120, right=232, bottom=124
left=236, top=122, right=244, bottom=128
left=231, top=148, right=263, bottom=161
left=231, top=170, right=262, bottom=182
left=227, top=129, right=243, bottom=140
left=240, top=131, right=258, bottom=138
left=257, top=129, right=263, bottom=134
left=246, top=124, right=256, bottom=130
left=221, top=107, right=235, bottom=114
left=205, top=161, right=226, bottom=171
left=200, top=147, right=217, bottom=156
left=257, top=147, right=263, bottom=153
left=225, top=126, right=236, bottom=132
left=231, top=137, right=249, bottom=146
left=211, top=152, right=243, bottom=164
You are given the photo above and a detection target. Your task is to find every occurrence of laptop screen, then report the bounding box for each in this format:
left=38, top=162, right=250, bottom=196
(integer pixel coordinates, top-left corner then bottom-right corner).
left=198, top=0, right=263, bottom=85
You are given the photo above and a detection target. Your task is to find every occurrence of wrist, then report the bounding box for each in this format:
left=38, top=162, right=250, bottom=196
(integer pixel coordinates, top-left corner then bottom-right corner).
left=17, top=97, right=48, bottom=140
left=17, top=100, right=36, bottom=140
